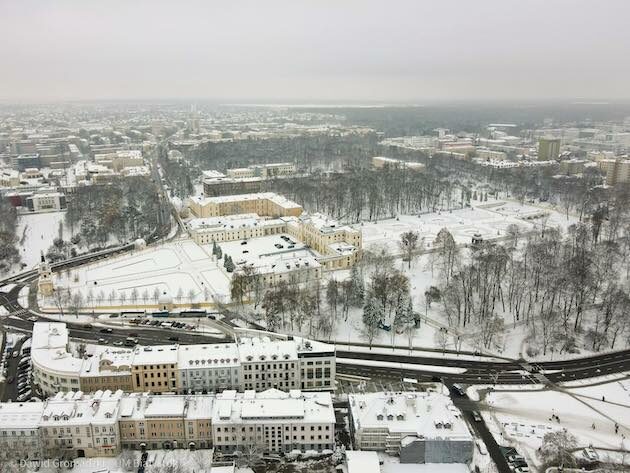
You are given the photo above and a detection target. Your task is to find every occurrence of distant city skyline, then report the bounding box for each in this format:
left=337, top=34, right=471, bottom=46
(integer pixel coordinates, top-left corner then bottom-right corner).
left=1, top=0, right=629, bottom=102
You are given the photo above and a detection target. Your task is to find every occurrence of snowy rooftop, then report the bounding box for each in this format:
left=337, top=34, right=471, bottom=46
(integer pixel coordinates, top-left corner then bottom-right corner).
left=346, top=451, right=381, bottom=473
left=220, top=233, right=321, bottom=274
left=300, top=212, right=358, bottom=235
left=349, top=392, right=472, bottom=441
left=212, top=389, right=334, bottom=424
left=202, top=170, right=226, bottom=179
left=41, top=390, right=124, bottom=426
left=0, top=402, right=44, bottom=429
left=132, top=345, right=179, bottom=365
left=189, top=192, right=302, bottom=210
left=187, top=213, right=266, bottom=231
left=178, top=343, right=240, bottom=368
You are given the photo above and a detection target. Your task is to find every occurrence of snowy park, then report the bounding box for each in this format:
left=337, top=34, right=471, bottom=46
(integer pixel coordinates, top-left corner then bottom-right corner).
left=39, top=239, right=232, bottom=310
left=358, top=200, right=576, bottom=254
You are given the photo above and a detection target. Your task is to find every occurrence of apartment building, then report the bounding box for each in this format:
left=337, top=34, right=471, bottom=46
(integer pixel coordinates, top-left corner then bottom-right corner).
left=538, top=137, right=561, bottom=161
left=0, top=402, right=44, bottom=460
left=31, top=323, right=336, bottom=396
left=188, top=192, right=303, bottom=219
left=348, top=392, right=473, bottom=464
left=212, top=389, right=335, bottom=454
left=40, top=390, right=122, bottom=459
left=178, top=343, right=241, bottom=394
left=0, top=389, right=334, bottom=459
left=131, top=345, right=179, bottom=393
left=597, top=158, right=630, bottom=185
left=118, top=394, right=214, bottom=450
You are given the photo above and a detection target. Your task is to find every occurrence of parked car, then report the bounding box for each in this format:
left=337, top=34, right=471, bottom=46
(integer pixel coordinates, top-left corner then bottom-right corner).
left=98, top=338, right=107, bottom=344
left=100, top=328, right=113, bottom=333
left=472, top=411, right=482, bottom=422
left=112, top=341, right=123, bottom=346
left=451, top=384, right=466, bottom=396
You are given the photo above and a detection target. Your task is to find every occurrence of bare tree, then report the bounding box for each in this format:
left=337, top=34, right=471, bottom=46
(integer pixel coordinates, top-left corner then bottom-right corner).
left=399, top=230, right=420, bottom=268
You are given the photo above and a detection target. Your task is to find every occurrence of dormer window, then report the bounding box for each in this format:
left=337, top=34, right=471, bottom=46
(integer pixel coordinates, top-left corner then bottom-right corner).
left=377, top=414, right=384, bottom=421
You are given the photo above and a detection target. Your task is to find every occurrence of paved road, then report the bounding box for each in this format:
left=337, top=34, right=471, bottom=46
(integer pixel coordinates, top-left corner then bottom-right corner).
left=1, top=336, right=28, bottom=402
left=1, top=285, right=233, bottom=348
left=447, top=385, right=512, bottom=473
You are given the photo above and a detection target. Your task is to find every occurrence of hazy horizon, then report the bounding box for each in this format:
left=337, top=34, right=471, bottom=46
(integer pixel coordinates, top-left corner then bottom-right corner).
left=2, top=0, right=629, bottom=103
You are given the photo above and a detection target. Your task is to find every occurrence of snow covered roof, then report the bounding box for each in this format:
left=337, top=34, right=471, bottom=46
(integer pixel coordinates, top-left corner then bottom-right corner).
left=189, top=192, right=302, bottom=210
left=346, top=451, right=381, bottom=473
left=349, top=391, right=472, bottom=441
left=0, top=402, right=44, bottom=429
left=178, top=343, right=240, bottom=368
left=132, top=345, right=179, bottom=365
left=212, top=389, right=334, bottom=425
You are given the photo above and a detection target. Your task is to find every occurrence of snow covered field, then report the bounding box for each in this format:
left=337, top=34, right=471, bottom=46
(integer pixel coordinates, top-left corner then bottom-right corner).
left=479, top=378, right=630, bottom=468
left=15, top=211, right=66, bottom=270
left=41, top=239, right=231, bottom=310
left=358, top=201, right=576, bottom=254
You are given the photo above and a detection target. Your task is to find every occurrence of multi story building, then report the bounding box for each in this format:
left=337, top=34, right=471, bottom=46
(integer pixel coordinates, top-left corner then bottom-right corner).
left=25, top=191, right=67, bottom=212
left=40, top=390, right=122, bottom=459
left=0, top=402, right=44, bottom=460
left=348, top=392, right=473, bottom=464
left=130, top=345, right=179, bottom=393
left=212, top=389, right=335, bottom=454
left=475, top=148, right=507, bottom=161
left=203, top=176, right=264, bottom=196
left=538, top=137, right=561, bottom=161
left=597, top=158, right=630, bottom=185
left=32, top=323, right=134, bottom=397
left=226, top=162, right=296, bottom=179
left=239, top=337, right=335, bottom=392
left=178, top=343, right=241, bottom=394
left=31, top=323, right=336, bottom=396
left=0, top=389, right=334, bottom=458
left=188, top=192, right=303, bottom=219
left=94, top=150, right=144, bottom=172
left=559, top=158, right=588, bottom=175
left=118, top=393, right=215, bottom=450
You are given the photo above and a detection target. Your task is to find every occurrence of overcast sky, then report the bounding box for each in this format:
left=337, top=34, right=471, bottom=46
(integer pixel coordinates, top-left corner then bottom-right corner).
left=1, top=0, right=629, bottom=103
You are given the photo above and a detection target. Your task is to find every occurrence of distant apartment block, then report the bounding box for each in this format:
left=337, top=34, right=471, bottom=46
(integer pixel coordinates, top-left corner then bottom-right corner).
left=538, top=137, right=561, bottom=161
left=597, top=158, right=630, bottom=185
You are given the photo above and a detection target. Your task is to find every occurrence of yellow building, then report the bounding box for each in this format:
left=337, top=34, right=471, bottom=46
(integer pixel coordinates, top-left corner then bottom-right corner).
left=597, top=158, right=630, bottom=186
left=188, top=192, right=303, bottom=219
left=131, top=346, right=179, bottom=393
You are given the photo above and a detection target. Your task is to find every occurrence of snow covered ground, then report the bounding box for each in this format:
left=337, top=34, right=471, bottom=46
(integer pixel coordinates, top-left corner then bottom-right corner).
left=24, top=449, right=216, bottom=473
left=478, top=378, right=630, bottom=468
left=15, top=211, right=66, bottom=270
left=358, top=200, right=576, bottom=254
left=40, top=239, right=231, bottom=310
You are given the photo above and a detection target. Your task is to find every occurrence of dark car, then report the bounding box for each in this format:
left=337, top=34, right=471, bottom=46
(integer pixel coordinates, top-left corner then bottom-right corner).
left=168, top=336, right=179, bottom=342
left=7, top=376, right=14, bottom=384
left=100, top=328, right=113, bottom=333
